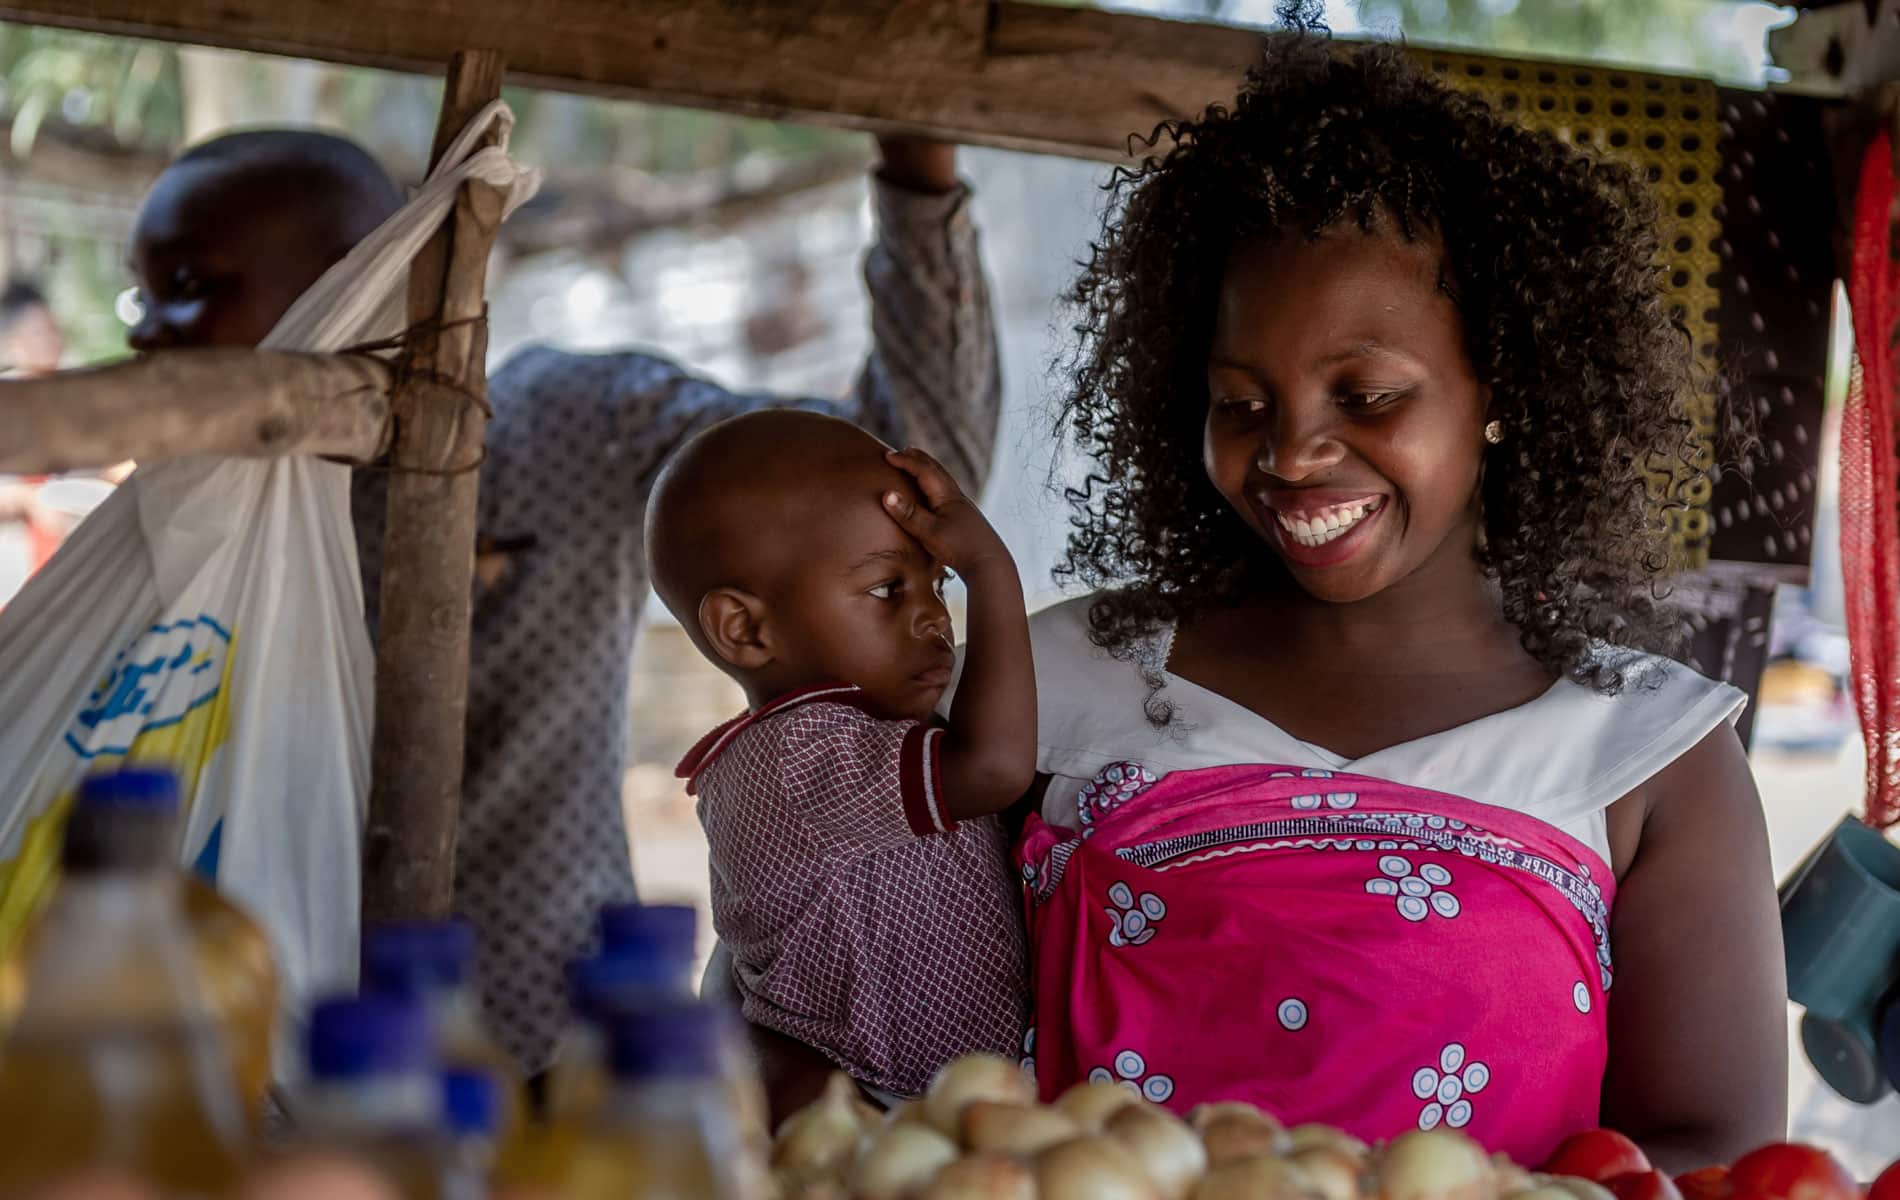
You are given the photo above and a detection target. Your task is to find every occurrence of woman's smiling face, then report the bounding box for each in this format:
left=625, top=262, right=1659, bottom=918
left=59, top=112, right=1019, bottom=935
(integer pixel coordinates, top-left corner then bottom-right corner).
left=1202, top=223, right=1491, bottom=605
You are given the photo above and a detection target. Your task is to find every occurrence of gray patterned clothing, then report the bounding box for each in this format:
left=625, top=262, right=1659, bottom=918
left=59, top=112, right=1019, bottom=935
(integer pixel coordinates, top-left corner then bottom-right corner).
left=351, top=175, right=1001, bottom=1072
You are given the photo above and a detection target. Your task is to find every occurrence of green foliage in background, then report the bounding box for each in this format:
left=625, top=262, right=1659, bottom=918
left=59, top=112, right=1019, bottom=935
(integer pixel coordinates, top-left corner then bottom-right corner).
left=0, top=21, right=857, bottom=363
left=0, top=24, right=182, bottom=157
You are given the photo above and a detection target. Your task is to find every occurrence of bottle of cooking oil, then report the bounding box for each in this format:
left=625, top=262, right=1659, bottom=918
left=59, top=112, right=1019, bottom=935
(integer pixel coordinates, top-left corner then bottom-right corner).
left=441, top=1067, right=501, bottom=1200
left=598, top=901, right=700, bottom=977
left=550, top=903, right=769, bottom=1192
left=184, top=873, right=280, bottom=1126
left=0, top=767, right=251, bottom=1195
left=296, top=992, right=445, bottom=1198
left=545, top=903, right=698, bottom=1123
left=361, top=919, right=522, bottom=1140
left=559, top=1002, right=758, bottom=1200
left=0, top=781, right=280, bottom=1130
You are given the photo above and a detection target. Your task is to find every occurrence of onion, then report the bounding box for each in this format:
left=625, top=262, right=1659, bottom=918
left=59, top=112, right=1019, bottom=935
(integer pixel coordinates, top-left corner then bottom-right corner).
left=1507, top=1188, right=1591, bottom=1200
left=923, top=1053, right=1038, bottom=1137
left=884, top=1099, right=931, bottom=1128
left=1374, top=1130, right=1498, bottom=1200
left=961, top=1099, right=1083, bottom=1155
left=1193, top=1154, right=1323, bottom=1200
left=772, top=1073, right=868, bottom=1179
left=1537, top=1180, right=1616, bottom=1200
left=1291, top=1145, right=1368, bottom=1200
left=918, top=1155, right=1039, bottom=1200
left=773, top=1179, right=849, bottom=1200
left=849, top=1124, right=960, bottom=1200
left=1108, top=1103, right=1210, bottom=1200
left=1192, top=1105, right=1289, bottom=1165
left=1057, top=1079, right=1147, bottom=1130
left=1188, top=1101, right=1280, bottom=1132
left=1038, top=1134, right=1165, bottom=1200
left=1285, top=1125, right=1370, bottom=1160
left=1490, top=1156, right=1535, bottom=1197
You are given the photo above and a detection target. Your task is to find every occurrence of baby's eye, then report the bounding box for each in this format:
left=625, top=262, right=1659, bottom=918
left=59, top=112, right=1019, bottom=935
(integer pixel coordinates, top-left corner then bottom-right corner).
left=933, top=571, right=953, bottom=597
left=169, top=269, right=207, bottom=300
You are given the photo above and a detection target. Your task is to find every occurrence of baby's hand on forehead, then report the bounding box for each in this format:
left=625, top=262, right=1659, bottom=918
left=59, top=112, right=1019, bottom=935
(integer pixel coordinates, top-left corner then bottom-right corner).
left=881, top=447, right=1013, bottom=578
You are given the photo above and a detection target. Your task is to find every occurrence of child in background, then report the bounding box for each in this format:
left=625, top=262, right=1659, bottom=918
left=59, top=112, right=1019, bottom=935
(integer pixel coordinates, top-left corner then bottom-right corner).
left=648, top=410, right=1031, bottom=1100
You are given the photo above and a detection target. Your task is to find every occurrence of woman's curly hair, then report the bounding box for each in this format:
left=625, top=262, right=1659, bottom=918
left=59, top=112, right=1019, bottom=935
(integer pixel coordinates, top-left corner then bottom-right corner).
left=1057, top=34, right=1745, bottom=696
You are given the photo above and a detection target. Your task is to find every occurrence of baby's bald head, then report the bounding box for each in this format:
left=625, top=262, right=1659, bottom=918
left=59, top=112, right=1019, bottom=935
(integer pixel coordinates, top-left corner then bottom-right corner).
left=648, top=410, right=958, bottom=717
left=648, top=409, right=896, bottom=629
left=129, top=128, right=404, bottom=351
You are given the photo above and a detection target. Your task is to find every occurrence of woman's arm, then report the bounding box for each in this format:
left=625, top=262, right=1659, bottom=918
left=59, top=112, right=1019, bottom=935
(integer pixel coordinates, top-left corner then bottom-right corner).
left=1599, top=725, right=1788, bottom=1171
left=702, top=941, right=841, bottom=1128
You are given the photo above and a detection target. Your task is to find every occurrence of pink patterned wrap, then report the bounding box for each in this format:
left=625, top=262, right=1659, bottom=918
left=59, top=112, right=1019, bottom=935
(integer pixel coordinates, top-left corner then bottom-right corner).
left=1017, top=762, right=1617, bottom=1164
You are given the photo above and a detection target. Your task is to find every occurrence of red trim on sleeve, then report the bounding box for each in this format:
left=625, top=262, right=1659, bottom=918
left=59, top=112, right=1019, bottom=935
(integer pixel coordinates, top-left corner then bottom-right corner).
left=899, top=724, right=955, bottom=836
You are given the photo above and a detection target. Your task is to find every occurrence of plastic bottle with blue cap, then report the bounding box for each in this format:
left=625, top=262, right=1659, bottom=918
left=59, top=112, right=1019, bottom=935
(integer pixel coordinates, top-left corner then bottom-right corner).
left=546, top=901, right=702, bottom=1122
left=298, top=992, right=449, bottom=1197
left=0, top=766, right=250, bottom=1194
left=442, top=1067, right=502, bottom=1200
left=0, top=765, right=280, bottom=1127
left=361, top=918, right=523, bottom=1141
left=556, top=1001, right=755, bottom=1200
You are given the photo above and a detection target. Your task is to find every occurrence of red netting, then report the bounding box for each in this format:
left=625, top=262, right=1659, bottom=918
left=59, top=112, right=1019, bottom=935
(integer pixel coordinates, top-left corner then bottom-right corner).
left=1844, top=131, right=1900, bottom=830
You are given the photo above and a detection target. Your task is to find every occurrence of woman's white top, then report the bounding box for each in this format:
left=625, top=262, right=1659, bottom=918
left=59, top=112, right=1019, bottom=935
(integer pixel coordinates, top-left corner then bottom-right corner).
left=998, top=594, right=1747, bottom=866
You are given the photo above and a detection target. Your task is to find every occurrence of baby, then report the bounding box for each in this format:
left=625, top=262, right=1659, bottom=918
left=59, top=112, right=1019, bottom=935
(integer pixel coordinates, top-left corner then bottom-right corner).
left=647, top=409, right=1031, bottom=1099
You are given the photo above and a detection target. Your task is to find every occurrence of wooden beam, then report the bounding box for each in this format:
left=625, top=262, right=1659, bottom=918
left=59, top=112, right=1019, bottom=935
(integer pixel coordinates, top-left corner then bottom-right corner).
left=0, top=1, right=1266, bottom=160
left=0, top=349, right=390, bottom=474
left=361, top=50, right=507, bottom=925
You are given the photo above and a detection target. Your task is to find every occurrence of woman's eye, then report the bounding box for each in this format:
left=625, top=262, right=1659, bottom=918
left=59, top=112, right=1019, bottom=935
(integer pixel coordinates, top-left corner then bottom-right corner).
left=867, top=581, right=900, bottom=601
left=1340, top=390, right=1402, bottom=412
left=1217, top=396, right=1268, bottom=417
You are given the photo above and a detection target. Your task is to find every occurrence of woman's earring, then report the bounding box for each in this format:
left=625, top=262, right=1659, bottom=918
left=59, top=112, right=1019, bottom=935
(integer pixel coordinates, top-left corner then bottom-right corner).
left=1483, top=420, right=1504, bottom=445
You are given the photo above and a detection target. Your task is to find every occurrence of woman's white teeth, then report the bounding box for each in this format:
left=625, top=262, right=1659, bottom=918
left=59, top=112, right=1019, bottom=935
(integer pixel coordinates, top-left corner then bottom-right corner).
left=1277, top=500, right=1380, bottom=547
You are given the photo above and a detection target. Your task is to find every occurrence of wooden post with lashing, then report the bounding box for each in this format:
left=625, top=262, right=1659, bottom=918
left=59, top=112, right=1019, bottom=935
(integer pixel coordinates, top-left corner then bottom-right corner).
left=363, top=48, right=508, bottom=924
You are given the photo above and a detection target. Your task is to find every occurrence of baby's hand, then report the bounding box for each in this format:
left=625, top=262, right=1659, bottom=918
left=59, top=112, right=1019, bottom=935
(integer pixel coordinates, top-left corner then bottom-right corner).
left=881, top=447, right=1012, bottom=578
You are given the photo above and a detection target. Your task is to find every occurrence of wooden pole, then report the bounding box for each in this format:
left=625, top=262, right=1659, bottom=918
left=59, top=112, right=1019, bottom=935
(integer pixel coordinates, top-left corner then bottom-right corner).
left=0, top=350, right=391, bottom=474
left=362, top=49, right=508, bottom=925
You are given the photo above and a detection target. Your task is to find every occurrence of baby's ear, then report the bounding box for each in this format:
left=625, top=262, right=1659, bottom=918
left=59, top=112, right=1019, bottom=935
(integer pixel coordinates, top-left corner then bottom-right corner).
left=699, top=588, right=773, bottom=671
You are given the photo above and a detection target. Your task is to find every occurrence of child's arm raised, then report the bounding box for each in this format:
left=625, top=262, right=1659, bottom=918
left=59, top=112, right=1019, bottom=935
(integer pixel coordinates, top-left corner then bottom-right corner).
left=882, top=448, right=1035, bottom=822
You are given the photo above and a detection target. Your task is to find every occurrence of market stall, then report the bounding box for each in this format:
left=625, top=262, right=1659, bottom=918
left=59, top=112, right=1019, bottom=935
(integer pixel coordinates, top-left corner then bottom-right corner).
left=0, top=0, right=1894, bottom=1192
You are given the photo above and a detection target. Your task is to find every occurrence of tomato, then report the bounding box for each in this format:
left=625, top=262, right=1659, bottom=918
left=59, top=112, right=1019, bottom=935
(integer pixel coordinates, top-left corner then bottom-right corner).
left=1676, top=1166, right=1733, bottom=1200
left=1866, top=1160, right=1899, bottom=1200
left=1544, top=1130, right=1653, bottom=1183
left=1608, top=1170, right=1686, bottom=1200
left=1728, top=1144, right=1862, bottom=1200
